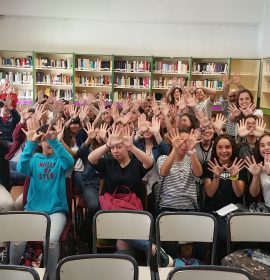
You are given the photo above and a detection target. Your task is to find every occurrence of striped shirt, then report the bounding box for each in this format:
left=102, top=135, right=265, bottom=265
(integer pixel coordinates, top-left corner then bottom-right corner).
left=156, top=155, right=198, bottom=210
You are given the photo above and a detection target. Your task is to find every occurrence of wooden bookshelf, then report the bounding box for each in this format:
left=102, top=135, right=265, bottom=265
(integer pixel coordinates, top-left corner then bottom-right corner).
left=152, top=56, right=190, bottom=100
left=0, top=50, right=34, bottom=104
left=74, top=54, right=113, bottom=101
left=230, top=58, right=261, bottom=105
left=34, top=52, right=73, bottom=101
left=113, top=55, right=152, bottom=101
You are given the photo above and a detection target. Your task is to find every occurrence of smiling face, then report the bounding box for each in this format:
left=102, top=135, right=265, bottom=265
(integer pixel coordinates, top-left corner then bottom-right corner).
left=180, top=115, right=192, bottom=130
left=238, top=91, right=252, bottom=109
left=259, top=135, right=270, bottom=159
left=216, top=138, right=233, bottom=164
left=201, top=124, right=215, bottom=141
left=195, top=88, right=206, bottom=102
left=69, top=123, right=80, bottom=134
left=173, top=88, right=181, bottom=101
left=177, top=131, right=190, bottom=156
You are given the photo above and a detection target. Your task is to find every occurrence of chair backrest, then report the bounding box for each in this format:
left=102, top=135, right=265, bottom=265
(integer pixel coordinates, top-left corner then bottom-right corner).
left=93, top=210, right=153, bottom=262
left=167, top=266, right=252, bottom=280
left=0, top=211, right=50, bottom=267
left=0, top=264, right=40, bottom=280
left=156, top=212, right=217, bottom=265
left=227, top=212, right=270, bottom=253
left=56, top=254, right=138, bottom=280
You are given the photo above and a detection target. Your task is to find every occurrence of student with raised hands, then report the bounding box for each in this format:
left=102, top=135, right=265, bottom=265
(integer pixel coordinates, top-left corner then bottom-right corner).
left=245, top=134, right=270, bottom=207
left=10, top=123, right=74, bottom=280
left=203, top=134, right=247, bottom=262
left=156, top=128, right=202, bottom=212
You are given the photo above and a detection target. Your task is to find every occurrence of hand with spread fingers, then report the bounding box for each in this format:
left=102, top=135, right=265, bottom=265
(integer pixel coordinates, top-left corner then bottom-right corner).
left=224, top=157, right=245, bottom=177
left=237, top=119, right=249, bottom=137
left=106, top=125, right=123, bottom=148
left=253, top=118, right=266, bottom=138
left=245, top=156, right=262, bottom=176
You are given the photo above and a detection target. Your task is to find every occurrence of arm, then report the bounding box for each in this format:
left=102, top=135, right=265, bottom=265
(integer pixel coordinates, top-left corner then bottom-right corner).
left=10, top=109, right=21, bottom=126
left=231, top=179, right=245, bottom=197
left=47, top=138, right=74, bottom=171
left=129, top=144, right=153, bottom=169
left=159, top=148, right=177, bottom=177
left=249, top=175, right=261, bottom=197
left=88, top=144, right=109, bottom=165
left=189, top=152, right=203, bottom=177
left=16, top=141, right=38, bottom=176
left=203, top=177, right=220, bottom=198
left=199, top=86, right=217, bottom=102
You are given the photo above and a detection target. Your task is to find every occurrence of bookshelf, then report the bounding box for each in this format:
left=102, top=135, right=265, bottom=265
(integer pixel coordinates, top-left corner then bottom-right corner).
left=74, top=54, right=113, bottom=101
left=152, top=56, right=190, bottom=100
left=35, top=52, right=73, bottom=101
left=0, top=51, right=34, bottom=104
left=260, top=58, right=270, bottom=131
left=230, top=58, right=261, bottom=105
left=113, top=55, right=152, bottom=101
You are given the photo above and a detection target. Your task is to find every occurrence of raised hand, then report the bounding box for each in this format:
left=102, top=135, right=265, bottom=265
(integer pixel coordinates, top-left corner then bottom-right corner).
left=240, top=103, right=256, bottom=117
left=185, top=93, right=197, bottom=108
left=152, top=99, right=160, bottom=116
left=212, top=113, right=226, bottom=132
left=19, top=106, right=31, bottom=123
left=121, top=98, right=132, bottom=113
left=208, top=158, right=224, bottom=177
left=168, top=128, right=187, bottom=150
left=196, top=109, right=210, bottom=128
left=138, top=113, right=149, bottom=133
left=44, top=124, right=57, bottom=141
left=78, top=105, right=90, bottom=122
left=258, top=156, right=270, bottom=175
left=97, top=123, right=108, bottom=142
left=34, top=104, right=48, bottom=125
left=3, top=94, right=14, bottom=109
left=221, top=74, right=231, bottom=88
left=106, top=125, right=123, bottom=148
left=237, top=119, right=249, bottom=137
left=69, top=104, right=79, bottom=119
left=160, top=102, right=170, bottom=117
left=121, top=112, right=132, bottom=125
left=111, top=106, right=121, bottom=123
left=185, top=129, right=201, bottom=151
left=253, top=118, right=266, bottom=137
left=224, top=157, right=245, bottom=177
left=231, top=72, right=241, bottom=86
left=228, top=103, right=241, bottom=118
left=169, top=104, right=178, bottom=118
left=175, top=94, right=186, bottom=112
left=21, top=127, right=44, bottom=142
left=122, top=126, right=133, bottom=150
left=84, top=123, right=97, bottom=140
left=245, top=156, right=262, bottom=176
left=149, top=116, right=160, bottom=135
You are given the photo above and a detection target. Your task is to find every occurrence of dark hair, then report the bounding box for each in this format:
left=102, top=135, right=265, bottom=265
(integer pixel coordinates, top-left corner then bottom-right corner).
left=210, top=134, right=238, bottom=163
left=181, top=113, right=199, bottom=130
left=170, top=87, right=182, bottom=105
left=236, top=89, right=254, bottom=108
left=244, top=114, right=258, bottom=121
left=254, top=133, right=270, bottom=163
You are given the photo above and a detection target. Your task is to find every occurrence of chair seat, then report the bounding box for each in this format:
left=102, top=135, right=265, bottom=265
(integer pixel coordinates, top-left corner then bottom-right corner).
left=138, top=266, right=151, bottom=280
left=33, top=267, right=46, bottom=280
left=158, top=267, right=173, bottom=280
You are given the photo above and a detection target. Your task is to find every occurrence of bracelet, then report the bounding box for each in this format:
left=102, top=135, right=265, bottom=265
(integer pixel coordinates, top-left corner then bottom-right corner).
left=230, top=174, right=239, bottom=181
left=105, top=143, right=111, bottom=149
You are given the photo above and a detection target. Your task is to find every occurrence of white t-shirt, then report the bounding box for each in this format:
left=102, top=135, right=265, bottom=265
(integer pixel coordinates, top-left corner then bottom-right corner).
left=196, top=97, right=213, bottom=119
left=260, top=171, right=270, bottom=208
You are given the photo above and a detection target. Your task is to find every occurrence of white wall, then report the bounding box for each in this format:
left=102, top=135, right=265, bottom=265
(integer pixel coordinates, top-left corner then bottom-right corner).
left=0, top=0, right=265, bottom=57
left=260, top=0, right=270, bottom=57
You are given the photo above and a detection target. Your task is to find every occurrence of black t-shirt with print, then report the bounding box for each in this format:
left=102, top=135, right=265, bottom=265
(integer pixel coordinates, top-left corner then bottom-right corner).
left=91, top=156, right=152, bottom=197
left=203, top=162, right=248, bottom=212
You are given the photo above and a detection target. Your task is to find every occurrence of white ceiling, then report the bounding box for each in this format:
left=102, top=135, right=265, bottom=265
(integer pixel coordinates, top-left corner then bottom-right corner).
left=0, top=0, right=266, bottom=25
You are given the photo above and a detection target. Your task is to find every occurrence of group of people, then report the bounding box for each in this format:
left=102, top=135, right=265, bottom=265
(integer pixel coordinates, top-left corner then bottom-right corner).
left=0, top=73, right=269, bottom=278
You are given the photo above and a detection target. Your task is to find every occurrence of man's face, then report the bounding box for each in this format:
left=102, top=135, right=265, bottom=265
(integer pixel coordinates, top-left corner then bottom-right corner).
left=228, top=91, right=237, bottom=104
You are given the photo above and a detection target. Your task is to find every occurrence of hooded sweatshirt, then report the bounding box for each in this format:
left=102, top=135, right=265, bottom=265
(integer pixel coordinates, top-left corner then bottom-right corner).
left=17, top=139, right=74, bottom=214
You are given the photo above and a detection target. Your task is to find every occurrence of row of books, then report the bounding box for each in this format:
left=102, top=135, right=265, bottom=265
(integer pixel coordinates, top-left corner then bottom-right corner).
left=192, top=63, right=228, bottom=74
left=114, top=60, right=151, bottom=72
left=0, top=71, right=33, bottom=84
left=75, top=75, right=111, bottom=87
left=0, top=56, right=33, bottom=68
left=114, top=76, right=150, bottom=88
left=190, top=79, right=223, bottom=89
left=37, top=89, right=73, bottom=100
left=76, top=59, right=112, bottom=71
left=17, top=89, right=33, bottom=100
left=36, top=57, right=73, bottom=69
left=153, top=61, right=189, bottom=74
left=113, top=91, right=149, bottom=101
left=36, top=73, right=72, bottom=85
left=152, top=77, right=187, bottom=88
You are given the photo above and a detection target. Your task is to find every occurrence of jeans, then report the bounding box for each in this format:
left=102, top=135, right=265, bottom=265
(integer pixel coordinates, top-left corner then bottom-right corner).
left=9, top=161, right=26, bottom=186
left=9, top=212, right=66, bottom=280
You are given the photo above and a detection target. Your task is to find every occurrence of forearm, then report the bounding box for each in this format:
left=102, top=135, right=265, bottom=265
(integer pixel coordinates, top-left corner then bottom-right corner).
left=159, top=148, right=177, bottom=176
left=201, top=87, right=216, bottom=102
left=231, top=180, right=245, bottom=197
left=204, top=177, right=220, bottom=198
left=88, top=144, right=109, bottom=165
left=153, top=132, right=162, bottom=145
left=60, top=140, right=76, bottom=157
left=249, top=175, right=261, bottom=197
left=92, top=111, right=103, bottom=127
left=129, top=145, right=153, bottom=169
left=222, top=85, right=229, bottom=99
left=164, top=116, right=173, bottom=132
left=189, top=153, right=203, bottom=177
left=165, top=87, right=174, bottom=99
